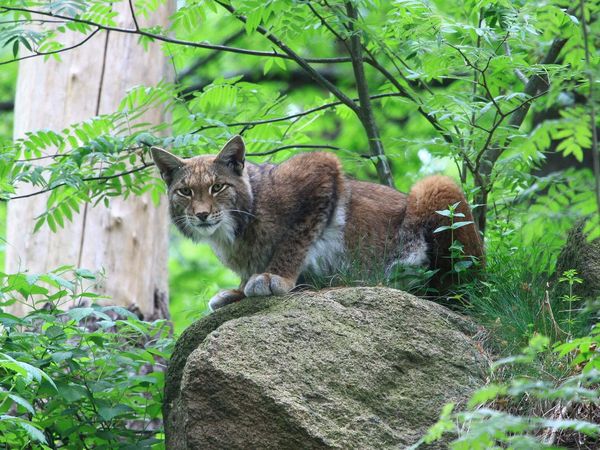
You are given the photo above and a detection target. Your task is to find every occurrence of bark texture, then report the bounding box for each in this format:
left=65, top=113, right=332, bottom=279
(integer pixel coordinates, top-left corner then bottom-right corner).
left=164, top=287, right=489, bottom=449
left=7, top=1, right=173, bottom=319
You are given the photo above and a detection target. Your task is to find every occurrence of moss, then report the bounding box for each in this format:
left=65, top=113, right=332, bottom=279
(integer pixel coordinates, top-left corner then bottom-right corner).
left=555, top=219, right=600, bottom=300
left=165, top=287, right=488, bottom=449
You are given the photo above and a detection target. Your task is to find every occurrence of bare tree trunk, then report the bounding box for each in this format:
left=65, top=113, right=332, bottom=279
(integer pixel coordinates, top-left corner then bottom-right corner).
left=7, top=1, right=173, bottom=320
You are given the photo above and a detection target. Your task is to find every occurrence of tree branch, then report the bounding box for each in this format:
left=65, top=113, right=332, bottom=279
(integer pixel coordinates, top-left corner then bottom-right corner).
left=128, top=0, right=140, bottom=31
left=4, top=163, right=154, bottom=201
left=192, top=92, right=404, bottom=134
left=179, top=67, right=342, bottom=99
left=247, top=144, right=341, bottom=157
left=213, top=0, right=359, bottom=113
left=344, top=2, right=394, bottom=187
left=473, top=37, right=569, bottom=232
left=478, top=38, right=568, bottom=178
left=0, top=27, right=101, bottom=67
left=364, top=50, right=454, bottom=144
left=176, top=30, right=245, bottom=81
left=306, top=2, right=351, bottom=53
left=0, top=6, right=352, bottom=64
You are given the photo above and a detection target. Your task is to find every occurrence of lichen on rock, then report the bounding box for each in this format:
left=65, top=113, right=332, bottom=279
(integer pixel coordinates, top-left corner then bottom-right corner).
left=164, top=287, right=489, bottom=449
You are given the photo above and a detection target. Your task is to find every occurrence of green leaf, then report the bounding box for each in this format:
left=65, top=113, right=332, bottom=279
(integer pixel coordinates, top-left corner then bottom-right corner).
left=56, top=382, right=87, bottom=402
left=450, top=220, right=474, bottom=230
left=7, top=394, right=35, bottom=415
left=75, top=268, right=96, bottom=280
left=433, top=225, right=452, bottom=233
left=66, top=307, right=95, bottom=322
left=97, top=404, right=134, bottom=421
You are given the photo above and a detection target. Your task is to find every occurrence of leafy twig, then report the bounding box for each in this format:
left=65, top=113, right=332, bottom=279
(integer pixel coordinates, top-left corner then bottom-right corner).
left=0, top=6, right=351, bottom=64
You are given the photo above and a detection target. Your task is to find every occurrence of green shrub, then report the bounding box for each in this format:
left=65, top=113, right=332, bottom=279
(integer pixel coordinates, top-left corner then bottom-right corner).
left=414, top=332, right=600, bottom=449
left=0, top=267, right=173, bottom=449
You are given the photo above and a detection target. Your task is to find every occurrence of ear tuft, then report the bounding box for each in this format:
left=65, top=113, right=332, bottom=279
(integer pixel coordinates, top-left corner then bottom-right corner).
left=150, top=147, right=185, bottom=185
left=216, top=135, right=245, bottom=176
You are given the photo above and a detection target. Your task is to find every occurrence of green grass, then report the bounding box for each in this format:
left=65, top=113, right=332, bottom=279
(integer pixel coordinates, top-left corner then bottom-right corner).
left=457, top=236, right=593, bottom=361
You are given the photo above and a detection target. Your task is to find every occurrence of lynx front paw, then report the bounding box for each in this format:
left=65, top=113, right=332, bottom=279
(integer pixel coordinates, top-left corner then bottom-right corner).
left=244, top=273, right=295, bottom=297
left=208, top=289, right=245, bottom=311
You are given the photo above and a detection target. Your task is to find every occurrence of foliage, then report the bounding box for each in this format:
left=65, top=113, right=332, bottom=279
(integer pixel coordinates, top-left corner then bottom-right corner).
left=0, top=0, right=598, bottom=448
left=0, top=267, right=173, bottom=448
left=413, top=333, right=600, bottom=449
left=0, top=0, right=596, bottom=233
left=168, top=234, right=238, bottom=334
left=455, top=206, right=596, bottom=356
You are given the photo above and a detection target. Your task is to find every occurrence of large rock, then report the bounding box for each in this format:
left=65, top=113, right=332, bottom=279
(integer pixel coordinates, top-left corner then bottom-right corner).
left=555, top=219, right=600, bottom=301
left=164, top=287, right=488, bottom=449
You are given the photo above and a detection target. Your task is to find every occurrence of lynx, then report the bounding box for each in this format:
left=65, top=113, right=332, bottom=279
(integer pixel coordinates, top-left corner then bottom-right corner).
left=151, top=136, right=484, bottom=310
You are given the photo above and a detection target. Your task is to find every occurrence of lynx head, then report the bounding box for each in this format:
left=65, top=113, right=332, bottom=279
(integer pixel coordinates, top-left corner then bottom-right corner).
left=151, top=135, right=253, bottom=242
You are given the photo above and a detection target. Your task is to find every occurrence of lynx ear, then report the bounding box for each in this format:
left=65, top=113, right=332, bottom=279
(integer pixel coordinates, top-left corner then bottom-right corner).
left=216, top=135, right=245, bottom=176
left=151, top=147, right=185, bottom=185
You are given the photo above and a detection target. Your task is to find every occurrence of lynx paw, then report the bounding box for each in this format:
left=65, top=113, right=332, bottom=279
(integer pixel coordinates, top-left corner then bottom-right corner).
left=244, top=273, right=295, bottom=297
left=208, top=290, right=245, bottom=311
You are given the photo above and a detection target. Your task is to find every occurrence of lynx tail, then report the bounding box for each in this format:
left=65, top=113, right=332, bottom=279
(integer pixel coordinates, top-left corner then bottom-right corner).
left=405, top=175, right=484, bottom=283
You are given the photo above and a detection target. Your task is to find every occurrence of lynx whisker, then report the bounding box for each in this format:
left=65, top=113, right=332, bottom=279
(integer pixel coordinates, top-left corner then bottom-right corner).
left=222, top=209, right=256, bottom=218
left=172, top=216, right=190, bottom=227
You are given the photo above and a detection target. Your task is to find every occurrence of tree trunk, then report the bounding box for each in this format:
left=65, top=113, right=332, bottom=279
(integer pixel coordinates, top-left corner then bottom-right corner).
left=6, top=1, right=173, bottom=320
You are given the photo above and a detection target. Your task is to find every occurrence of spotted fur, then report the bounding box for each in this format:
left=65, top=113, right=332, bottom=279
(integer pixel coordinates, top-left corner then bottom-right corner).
left=151, top=136, right=484, bottom=310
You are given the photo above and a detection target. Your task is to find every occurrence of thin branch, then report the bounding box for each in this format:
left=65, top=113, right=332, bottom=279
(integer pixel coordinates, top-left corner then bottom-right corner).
left=7, top=145, right=339, bottom=199
left=213, top=0, right=359, bottom=113
left=191, top=92, right=404, bottom=134
left=321, top=0, right=452, bottom=144
left=306, top=2, right=351, bottom=53
left=247, top=144, right=341, bottom=157
left=474, top=89, right=549, bottom=170
left=0, top=27, right=101, bottom=67
left=507, top=38, right=568, bottom=129
left=473, top=36, right=569, bottom=232
left=4, top=163, right=153, bottom=201
left=478, top=38, right=568, bottom=174
left=16, top=153, right=70, bottom=162
left=176, top=30, right=245, bottom=81
left=344, top=1, right=394, bottom=187
left=364, top=50, right=453, bottom=143
left=179, top=67, right=342, bottom=99
left=128, top=0, right=140, bottom=31
left=0, top=6, right=351, bottom=64
left=0, top=19, right=67, bottom=25
left=13, top=93, right=402, bottom=166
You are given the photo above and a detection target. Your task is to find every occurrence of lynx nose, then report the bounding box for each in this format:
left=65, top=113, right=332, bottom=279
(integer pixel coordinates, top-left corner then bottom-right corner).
left=196, top=212, right=210, bottom=222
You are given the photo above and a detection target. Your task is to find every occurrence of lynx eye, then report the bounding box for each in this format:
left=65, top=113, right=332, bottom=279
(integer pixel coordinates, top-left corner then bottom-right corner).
left=176, top=187, right=192, bottom=197
left=210, top=183, right=225, bottom=195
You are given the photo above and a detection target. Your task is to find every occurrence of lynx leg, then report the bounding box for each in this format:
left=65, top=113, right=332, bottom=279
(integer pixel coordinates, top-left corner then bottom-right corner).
left=244, top=273, right=296, bottom=297
left=249, top=205, right=336, bottom=296
left=208, top=289, right=245, bottom=311
left=245, top=153, right=344, bottom=298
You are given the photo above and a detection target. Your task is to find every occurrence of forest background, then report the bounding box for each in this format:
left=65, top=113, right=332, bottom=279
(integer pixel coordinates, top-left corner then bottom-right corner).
left=0, top=0, right=598, bottom=448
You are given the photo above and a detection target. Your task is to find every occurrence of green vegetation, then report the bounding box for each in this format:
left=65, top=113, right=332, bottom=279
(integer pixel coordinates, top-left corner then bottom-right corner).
left=0, top=268, right=172, bottom=448
left=0, top=0, right=598, bottom=448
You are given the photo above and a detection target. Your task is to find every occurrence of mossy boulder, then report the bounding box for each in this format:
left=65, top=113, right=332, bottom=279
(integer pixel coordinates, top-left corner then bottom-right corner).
left=164, top=287, right=488, bottom=449
left=555, top=219, right=600, bottom=301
